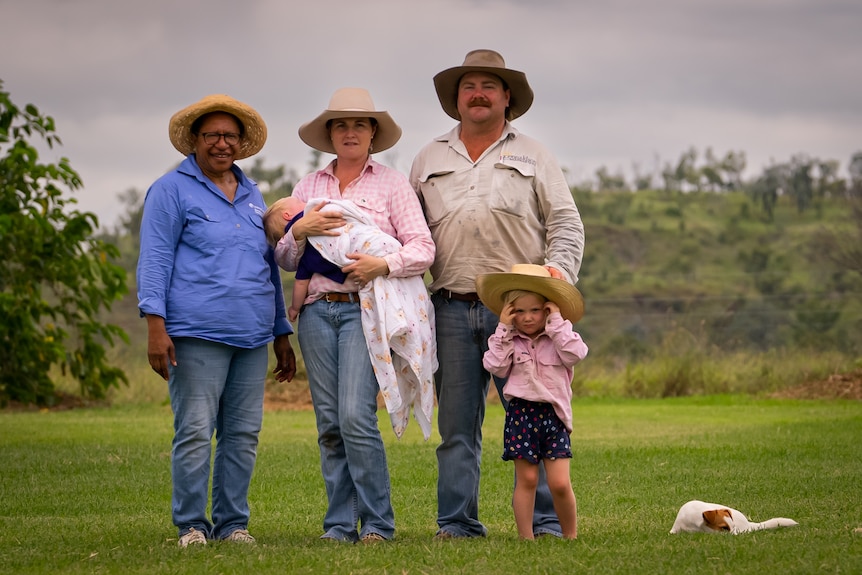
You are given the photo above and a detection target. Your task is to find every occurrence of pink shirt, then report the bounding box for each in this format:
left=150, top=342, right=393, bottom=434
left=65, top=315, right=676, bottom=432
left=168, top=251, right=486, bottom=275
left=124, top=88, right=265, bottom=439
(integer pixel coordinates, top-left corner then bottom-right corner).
left=274, top=158, right=434, bottom=305
left=483, top=313, right=588, bottom=432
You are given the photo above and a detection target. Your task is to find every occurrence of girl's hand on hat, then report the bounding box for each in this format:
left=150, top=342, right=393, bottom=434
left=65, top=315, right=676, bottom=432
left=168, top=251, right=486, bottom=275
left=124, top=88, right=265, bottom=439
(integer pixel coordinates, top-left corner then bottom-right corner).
left=499, top=303, right=515, bottom=326
left=545, top=301, right=561, bottom=316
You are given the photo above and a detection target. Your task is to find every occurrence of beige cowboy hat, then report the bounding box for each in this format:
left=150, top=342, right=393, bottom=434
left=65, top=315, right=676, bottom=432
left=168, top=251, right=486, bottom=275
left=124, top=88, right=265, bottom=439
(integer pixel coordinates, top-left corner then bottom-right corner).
left=168, top=94, right=267, bottom=160
left=298, top=87, right=402, bottom=155
left=433, top=49, right=534, bottom=121
left=476, top=264, right=584, bottom=324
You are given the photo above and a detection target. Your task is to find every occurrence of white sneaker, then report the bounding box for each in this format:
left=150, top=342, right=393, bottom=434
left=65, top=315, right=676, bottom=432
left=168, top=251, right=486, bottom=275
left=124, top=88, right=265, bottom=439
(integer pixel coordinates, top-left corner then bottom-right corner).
left=224, top=529, right=256, bottom=543
left=178, top=527, right=207, bottom=547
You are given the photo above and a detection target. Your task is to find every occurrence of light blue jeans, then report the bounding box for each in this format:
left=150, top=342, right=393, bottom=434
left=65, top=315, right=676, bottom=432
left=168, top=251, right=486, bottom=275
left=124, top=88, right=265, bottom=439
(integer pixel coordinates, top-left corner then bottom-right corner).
left=433, top=295, right=562, bottom=537
left=298, top=300, right=395, bottom=541
left=167, top=337, right=267, bottom=540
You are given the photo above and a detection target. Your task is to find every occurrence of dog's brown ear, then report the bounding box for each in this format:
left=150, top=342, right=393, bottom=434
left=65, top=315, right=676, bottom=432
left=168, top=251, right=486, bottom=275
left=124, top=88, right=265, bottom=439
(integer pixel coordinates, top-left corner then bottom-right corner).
left=702, top=509, right=732, bottom=531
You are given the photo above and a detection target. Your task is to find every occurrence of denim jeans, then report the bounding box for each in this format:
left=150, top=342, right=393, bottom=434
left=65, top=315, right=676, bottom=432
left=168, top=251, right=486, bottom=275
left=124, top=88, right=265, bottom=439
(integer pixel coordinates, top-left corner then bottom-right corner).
left=433, top=295, right=562, bottom=537
left=168, top=337, right=267, bottom=540
left=298, top=300, right=395, bottom=541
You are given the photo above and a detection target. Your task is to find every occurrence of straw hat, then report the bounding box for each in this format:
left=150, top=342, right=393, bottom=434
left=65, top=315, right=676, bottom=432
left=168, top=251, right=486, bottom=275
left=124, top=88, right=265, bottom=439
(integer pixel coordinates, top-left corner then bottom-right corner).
left=433, top=49, right=534, bottom=121
left=298, top=87, right=402, bottom=154
left=476, top=264, right=584, bottom=324
left=168, top=94, right=267, bottom=160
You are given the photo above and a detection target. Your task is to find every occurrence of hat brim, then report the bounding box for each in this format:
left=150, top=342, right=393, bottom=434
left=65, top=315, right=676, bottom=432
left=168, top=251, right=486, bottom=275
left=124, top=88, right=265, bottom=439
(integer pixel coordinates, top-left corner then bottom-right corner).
left=169, top=95, right=267, bottom=160
left=476, top=273, right=584, bottom=324
left=433, top=65, right=534, bottom=121
left=298, top=110, right=402, bottom=155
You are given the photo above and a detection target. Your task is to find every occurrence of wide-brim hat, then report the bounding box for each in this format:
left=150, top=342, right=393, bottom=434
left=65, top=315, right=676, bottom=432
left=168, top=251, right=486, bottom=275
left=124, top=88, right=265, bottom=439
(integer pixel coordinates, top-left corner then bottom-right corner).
left=433, top=49, right=534, bottom=121
left=298, top=87, right=402, bottom=155
left=476, top=264, right=584, bottom=324
left=169, top=94, right=267, bottom=160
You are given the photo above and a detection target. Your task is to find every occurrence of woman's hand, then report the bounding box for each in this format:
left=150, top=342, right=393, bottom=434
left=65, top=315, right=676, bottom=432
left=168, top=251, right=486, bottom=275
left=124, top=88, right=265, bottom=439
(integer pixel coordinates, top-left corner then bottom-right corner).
left=291, top=201, right=346, bottom=241
left=146, top=314, right=176, bottom=381
left=272, top=334, right=296, bottom=382
left=342, top=253, right=389, bottom=287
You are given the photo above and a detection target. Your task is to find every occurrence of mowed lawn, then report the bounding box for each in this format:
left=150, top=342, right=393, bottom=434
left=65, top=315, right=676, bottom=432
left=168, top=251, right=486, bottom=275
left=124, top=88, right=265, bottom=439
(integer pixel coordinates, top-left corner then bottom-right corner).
left=1, top=396, right=860, bottom=574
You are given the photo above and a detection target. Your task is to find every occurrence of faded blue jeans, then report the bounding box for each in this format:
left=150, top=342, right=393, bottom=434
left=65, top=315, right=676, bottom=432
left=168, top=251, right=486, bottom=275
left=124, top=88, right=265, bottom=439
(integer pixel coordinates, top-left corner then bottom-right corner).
left=433, top=295, right=562, bottom=537
left=298, top=299, right=395, bottom=541
left=168, top=337, right=267, bottom=540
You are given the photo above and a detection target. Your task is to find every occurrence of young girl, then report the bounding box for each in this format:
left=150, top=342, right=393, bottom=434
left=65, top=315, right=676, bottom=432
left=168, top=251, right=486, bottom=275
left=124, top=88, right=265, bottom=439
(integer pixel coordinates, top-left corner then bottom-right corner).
left=477, top=264, right=588, bottom=540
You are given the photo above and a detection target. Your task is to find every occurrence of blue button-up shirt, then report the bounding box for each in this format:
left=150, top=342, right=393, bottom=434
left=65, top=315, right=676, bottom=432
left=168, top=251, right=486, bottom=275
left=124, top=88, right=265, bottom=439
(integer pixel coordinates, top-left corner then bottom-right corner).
left=137, top=155, right=291, bottom=348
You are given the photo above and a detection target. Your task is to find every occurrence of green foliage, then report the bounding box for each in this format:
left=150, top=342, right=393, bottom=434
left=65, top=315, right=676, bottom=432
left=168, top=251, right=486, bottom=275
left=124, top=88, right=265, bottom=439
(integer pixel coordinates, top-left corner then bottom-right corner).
left=576, top=188, right=862, bottom=366
left=0, top=81, right=128, bottom=406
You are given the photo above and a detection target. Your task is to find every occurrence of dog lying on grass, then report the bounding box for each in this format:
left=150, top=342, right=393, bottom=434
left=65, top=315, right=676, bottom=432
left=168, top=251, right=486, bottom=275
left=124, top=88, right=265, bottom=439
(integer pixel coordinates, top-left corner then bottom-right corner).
left=670, top=500, right=799, bottom=534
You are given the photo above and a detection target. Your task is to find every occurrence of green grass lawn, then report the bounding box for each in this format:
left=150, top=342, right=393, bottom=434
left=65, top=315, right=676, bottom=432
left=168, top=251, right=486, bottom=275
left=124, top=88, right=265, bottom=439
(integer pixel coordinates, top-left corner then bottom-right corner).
left=1, top=397, right=861, bottom=574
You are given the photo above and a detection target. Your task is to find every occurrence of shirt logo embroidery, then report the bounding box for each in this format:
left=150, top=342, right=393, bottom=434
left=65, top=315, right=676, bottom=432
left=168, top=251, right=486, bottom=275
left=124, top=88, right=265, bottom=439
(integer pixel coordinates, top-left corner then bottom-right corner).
left=499, top=153, right=537, bottom=167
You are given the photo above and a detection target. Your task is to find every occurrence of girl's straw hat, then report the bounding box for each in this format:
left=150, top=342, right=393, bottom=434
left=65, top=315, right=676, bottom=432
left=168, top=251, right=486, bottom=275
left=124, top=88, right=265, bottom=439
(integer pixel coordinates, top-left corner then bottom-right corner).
left=169, top=94, right=267, bottom=160
left=298, top=87, right=402, bottom=155
left=476, top=264, right=584, bottom=323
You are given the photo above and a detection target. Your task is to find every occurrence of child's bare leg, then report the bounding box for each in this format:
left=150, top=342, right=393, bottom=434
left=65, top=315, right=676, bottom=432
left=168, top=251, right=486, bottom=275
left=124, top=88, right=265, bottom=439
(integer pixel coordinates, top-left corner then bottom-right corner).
left=513, top=459, right=539, bottom=539
left=289, top=279, right=310, bottom=322
left=544, top=458, right=578, bottom=539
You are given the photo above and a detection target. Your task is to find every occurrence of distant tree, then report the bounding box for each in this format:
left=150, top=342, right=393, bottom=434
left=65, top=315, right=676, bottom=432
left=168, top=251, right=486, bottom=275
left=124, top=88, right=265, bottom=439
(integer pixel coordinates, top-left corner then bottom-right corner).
left=786, top=154, right=814, bottom=213
left=749, top=162, right=788, bottom=220
left=718, top=150, right=746, bottom=191
left=660, top=161, right=681, bottom=192
left=677, top=147, right=701, bottom=192
left=0, top=81, right=128, bottom=406
left=701, top=148, right=724, bottom=192
left=815, top=159, right=845, bottom=199
left=595, top=166, right=628, bottom=191
left=849, top=151, right=862, bottom=192
left=631, top=161, right=653, bottom=191
left=246, top=157, right=298, bottom=205
left=96, top=188, right=144, bottom=272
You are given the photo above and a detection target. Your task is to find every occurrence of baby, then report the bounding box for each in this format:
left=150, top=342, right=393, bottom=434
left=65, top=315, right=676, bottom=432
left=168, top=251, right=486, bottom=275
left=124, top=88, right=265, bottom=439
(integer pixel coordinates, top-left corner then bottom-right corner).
left=264, top=196, right=347, bottom=321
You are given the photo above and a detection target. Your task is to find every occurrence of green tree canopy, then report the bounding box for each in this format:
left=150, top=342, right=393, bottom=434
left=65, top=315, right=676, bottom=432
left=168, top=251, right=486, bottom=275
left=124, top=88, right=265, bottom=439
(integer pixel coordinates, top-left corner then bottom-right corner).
left=0, top=80, right=128, bottom=406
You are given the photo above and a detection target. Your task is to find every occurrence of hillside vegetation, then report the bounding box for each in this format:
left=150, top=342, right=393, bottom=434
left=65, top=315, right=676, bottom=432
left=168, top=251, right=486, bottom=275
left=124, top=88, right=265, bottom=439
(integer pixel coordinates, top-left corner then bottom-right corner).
left=86, top=188, right=862, bottom=407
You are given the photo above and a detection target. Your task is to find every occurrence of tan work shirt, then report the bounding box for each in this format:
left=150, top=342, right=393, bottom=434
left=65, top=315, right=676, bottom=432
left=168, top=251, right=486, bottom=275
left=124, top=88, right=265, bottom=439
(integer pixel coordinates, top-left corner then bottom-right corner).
left=410, top=123, right=585, bottom=293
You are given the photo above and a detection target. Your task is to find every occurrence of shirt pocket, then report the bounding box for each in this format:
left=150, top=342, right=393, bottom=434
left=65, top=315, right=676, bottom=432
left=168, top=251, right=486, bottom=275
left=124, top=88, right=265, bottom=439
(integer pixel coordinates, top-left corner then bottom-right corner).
left=240, top=213, right=268, bottom=253
left=416, top=169, right=458, bottom=226
left=350, top=193, right=387, bottom=220
left=535, top=343, right=562, bottom=368
left=490, top=161, right=537, bottom=218
left=185, top=207, right=231, bottom=250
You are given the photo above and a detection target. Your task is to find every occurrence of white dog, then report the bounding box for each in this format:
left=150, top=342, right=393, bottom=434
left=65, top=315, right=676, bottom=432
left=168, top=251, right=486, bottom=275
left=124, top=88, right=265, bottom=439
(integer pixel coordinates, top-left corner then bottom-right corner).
left=670, top=500, right=799, bottom=534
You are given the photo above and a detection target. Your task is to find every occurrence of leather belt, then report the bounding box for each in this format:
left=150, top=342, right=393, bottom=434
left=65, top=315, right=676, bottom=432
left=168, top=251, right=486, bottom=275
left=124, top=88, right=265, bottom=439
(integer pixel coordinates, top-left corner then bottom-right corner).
left=321, top=292, right=360, bottom=303
left=435, top=289, right=480, bottom=302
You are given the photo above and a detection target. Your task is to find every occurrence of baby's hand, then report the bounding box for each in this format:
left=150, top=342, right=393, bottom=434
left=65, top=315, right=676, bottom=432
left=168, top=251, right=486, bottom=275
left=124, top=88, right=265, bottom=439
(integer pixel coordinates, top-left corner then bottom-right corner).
left=499, top=302, right=515, bottom=325
left=545, top=301, right=560, bottom=316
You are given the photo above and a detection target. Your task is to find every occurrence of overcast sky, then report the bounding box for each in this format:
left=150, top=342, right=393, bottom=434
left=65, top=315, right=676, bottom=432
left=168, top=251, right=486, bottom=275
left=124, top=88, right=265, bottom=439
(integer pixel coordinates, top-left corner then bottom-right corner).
left=2, top=0, right=860, bottom=227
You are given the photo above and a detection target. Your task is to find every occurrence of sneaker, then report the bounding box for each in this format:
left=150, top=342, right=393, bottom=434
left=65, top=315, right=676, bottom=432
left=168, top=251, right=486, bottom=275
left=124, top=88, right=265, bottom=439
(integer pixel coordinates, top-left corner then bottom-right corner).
left=224, top=529, right=256, bottom=543
left=360, top=532, right=386, bottom=544
left=178, top=527, right=207, bottom=547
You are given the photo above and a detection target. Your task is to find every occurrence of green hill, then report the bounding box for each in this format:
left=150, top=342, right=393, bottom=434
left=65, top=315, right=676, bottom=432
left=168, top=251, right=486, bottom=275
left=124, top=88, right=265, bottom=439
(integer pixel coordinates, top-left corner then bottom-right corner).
left=106, top=188, right=861, bottom=404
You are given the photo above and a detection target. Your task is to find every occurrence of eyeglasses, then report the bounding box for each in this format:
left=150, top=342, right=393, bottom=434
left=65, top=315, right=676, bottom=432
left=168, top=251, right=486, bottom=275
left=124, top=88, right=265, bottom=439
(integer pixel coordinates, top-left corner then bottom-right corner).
left=200, top=132, right=241, bottom=146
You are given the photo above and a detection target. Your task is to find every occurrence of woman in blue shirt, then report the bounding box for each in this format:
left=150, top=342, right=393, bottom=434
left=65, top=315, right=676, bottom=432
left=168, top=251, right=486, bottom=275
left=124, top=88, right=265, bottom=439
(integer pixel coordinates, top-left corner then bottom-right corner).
left=137, top=94, right=295, bottom=547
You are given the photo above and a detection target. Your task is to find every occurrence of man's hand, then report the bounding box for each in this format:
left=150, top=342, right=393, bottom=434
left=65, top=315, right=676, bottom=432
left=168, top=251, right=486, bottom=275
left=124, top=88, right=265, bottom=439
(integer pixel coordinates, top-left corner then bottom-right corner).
left=545, top=265, right=564, bottom=279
